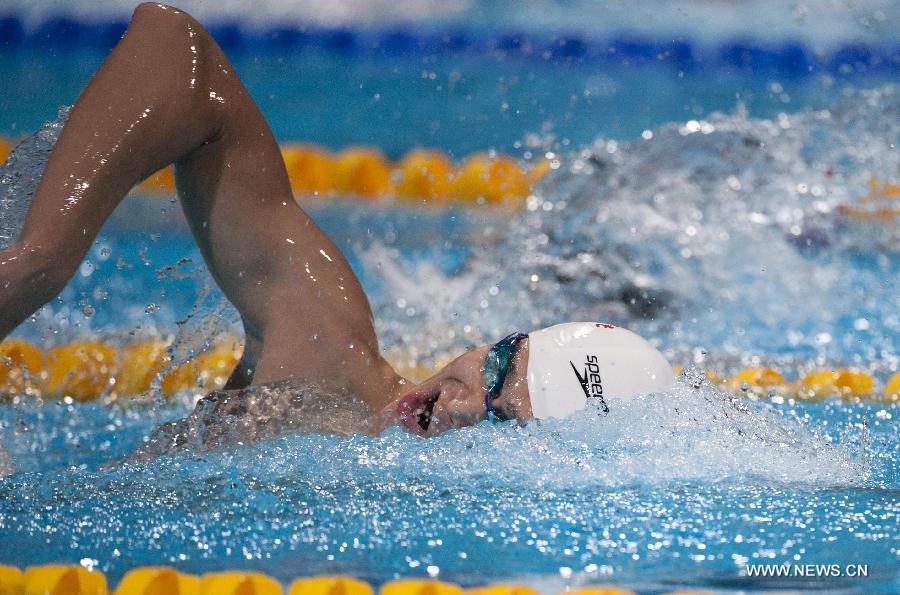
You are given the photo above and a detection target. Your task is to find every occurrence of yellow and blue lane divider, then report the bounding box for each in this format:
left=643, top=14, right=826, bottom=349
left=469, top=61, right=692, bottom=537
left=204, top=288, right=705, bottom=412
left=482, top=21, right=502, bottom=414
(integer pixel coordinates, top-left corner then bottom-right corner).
left=0, top=563, right=710, bottom=595
left=1, top=338, right=898, bottom=403
left=0, top=135, right=550, bottom=206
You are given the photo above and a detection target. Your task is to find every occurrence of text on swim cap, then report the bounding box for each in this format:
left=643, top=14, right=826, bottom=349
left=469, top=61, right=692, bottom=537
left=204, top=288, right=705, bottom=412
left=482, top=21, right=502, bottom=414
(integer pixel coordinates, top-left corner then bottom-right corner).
left=569, top=355, right=610, bottom=414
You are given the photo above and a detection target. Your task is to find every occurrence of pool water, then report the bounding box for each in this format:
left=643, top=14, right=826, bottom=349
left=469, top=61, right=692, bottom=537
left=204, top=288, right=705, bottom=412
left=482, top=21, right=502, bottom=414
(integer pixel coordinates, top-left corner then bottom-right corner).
left=1, top=3, right=899, bottom=593
left=0, top=45, right=895, bottom=158
left=0, top=376, right=895, bottom=592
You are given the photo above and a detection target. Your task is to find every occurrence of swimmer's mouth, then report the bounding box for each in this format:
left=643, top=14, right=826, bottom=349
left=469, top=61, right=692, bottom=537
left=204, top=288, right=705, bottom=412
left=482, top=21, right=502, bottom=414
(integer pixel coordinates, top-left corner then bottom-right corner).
left=415, top=392, right=439, bottom=431
left=398, top=387, right=441, bottom=435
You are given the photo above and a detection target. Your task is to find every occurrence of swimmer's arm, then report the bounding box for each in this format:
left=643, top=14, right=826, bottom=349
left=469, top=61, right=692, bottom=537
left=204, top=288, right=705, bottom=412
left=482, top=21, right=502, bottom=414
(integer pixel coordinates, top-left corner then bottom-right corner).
left=0, top=3, right=406, bottom=406
left=0, top=3, right=222, bottom=339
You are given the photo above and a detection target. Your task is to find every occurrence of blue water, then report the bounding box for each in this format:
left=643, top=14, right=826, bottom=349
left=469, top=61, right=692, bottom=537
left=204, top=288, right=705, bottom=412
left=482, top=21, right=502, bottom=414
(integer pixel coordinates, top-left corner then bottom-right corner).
left=1, top=9, right=899, bottom=594
left=0, top=46, right=894, bottom=158
left=0, top=378, right=896, bottom=592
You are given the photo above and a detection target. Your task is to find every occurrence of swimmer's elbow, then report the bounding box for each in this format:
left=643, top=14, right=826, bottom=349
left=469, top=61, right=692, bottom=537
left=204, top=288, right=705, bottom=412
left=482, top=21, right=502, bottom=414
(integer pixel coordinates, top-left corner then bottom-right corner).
left=123, top=3, right=223, bottom=125
left=130, top=3, right=192, bottom=30
left=127, top=3, right=205, bottom=63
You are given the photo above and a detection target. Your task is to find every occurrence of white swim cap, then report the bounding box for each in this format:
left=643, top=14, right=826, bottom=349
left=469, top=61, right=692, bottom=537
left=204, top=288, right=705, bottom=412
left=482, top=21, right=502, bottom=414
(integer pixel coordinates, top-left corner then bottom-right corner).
left=526, top=322, right=675, bottom=419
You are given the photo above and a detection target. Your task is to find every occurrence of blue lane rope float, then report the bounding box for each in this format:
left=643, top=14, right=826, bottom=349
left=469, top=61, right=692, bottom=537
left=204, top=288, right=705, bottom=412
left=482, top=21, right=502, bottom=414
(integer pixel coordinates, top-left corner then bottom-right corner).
left=0, top=15, right=897, bottom=75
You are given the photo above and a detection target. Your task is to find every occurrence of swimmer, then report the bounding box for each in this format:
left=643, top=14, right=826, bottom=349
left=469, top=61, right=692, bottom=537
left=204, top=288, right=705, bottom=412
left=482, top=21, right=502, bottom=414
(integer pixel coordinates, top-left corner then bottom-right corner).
left=0, top=3, right=674, bottom=441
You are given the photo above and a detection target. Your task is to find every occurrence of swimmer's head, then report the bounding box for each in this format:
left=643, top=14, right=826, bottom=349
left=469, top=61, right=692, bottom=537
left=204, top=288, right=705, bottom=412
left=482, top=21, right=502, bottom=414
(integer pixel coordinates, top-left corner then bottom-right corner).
left=378, top=322, right=675, bottom=436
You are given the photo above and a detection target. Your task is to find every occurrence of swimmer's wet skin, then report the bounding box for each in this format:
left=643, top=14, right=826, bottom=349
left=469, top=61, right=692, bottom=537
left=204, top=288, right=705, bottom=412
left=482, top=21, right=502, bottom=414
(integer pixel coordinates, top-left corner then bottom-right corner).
left=0, top=3, right=674, bottom=446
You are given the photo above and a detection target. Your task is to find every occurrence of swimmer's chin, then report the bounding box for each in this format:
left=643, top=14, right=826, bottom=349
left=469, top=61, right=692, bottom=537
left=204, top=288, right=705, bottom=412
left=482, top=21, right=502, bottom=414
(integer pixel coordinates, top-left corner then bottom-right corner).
left=373, top=401, right=401, bottom=434
left=374, top=399, right=421, bottom=436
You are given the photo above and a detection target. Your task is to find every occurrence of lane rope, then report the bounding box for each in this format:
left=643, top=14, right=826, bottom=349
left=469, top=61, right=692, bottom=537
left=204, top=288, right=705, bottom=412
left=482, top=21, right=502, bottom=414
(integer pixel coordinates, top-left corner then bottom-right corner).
left=1, top=338, right=898, bottom=403
left=1, top=136, right=549, bottom=205
left=0, top=15, right=896, bottom=75
left=0, top=563, right=704, bottom=595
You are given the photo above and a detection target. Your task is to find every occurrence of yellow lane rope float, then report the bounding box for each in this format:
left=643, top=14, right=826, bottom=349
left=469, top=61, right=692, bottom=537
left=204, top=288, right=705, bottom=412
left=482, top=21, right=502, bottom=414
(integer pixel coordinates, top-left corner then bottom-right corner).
left=0, top=137, right=11, bottom=164
left=394, top=149, right=456, bottom=201
left=836, top=176, right=900, bottom=228
left=453, top=153, right=530, bottom=204
left=331, top=146, right=395, bottom=197
left=288, top=576, right=373, bottom=595
left=466, top=586, right=539, bottom=595
left=1, top=339, right=898, bottom=403
left=0, top=339, right=241, bottom=400
left=861, top=176, right=900, bottom=204
left=0, top=563, right=700, bottom=595
left=282, top=144, right=335, bottom=196
left=172, top=145, right=546, bottom=205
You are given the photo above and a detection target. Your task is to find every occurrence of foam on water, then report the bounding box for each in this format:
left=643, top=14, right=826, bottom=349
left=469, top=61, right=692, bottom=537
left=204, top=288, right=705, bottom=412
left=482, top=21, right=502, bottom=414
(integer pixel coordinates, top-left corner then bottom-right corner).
left=114, top=370, right=865, bottom=487
left=285, top=371, right=865, bottom=489
left=0, top=107, right=69, bottom=249
left=1, top=370, right=866, bottom=486
left=367, top=86, right=899, bottom=370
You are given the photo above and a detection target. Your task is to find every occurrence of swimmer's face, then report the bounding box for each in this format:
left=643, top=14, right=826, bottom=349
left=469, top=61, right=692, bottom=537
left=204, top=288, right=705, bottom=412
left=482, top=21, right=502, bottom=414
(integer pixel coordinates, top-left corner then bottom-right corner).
left=377, top=339, right=532, bottom=437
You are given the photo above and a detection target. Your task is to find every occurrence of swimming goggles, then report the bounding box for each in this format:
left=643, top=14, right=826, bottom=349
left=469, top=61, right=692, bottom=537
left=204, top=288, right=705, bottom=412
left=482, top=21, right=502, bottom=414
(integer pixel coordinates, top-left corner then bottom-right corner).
left=482, top=332, right=528, bottom=422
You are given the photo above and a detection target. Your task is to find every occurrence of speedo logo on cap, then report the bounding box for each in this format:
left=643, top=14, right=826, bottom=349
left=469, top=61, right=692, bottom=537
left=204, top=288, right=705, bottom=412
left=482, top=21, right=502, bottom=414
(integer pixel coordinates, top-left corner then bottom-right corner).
left=569, top=355, right=609, bottom=413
